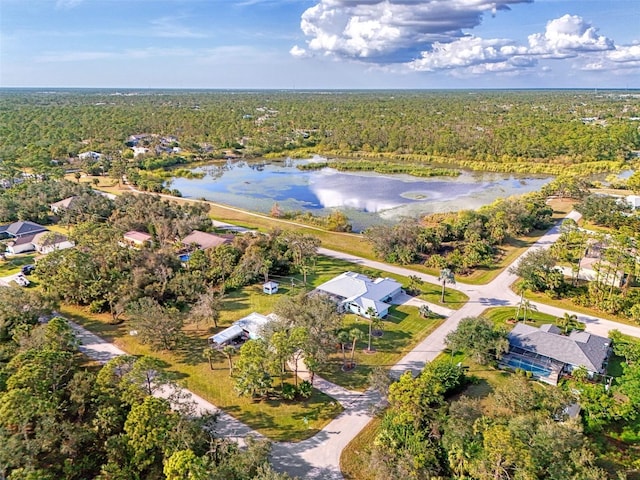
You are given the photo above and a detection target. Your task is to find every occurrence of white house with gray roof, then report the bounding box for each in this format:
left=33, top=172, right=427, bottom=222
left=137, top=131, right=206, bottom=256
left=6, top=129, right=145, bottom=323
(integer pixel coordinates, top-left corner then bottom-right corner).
left=313, top=271, right=403, bottom=318
left=504, top=323, right=612, bottom=385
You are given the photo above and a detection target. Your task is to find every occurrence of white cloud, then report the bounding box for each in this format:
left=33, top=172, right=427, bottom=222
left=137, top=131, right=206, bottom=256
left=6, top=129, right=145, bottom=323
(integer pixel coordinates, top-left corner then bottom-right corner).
left=290, top=45, right=308, bottom=58
left=527, top=14, right=614, bottom=58
left=291, top=1, right=639, bottom=81
left=297, top=0, right=532, bottom=62
left=408, top=36, right=532, bottom=72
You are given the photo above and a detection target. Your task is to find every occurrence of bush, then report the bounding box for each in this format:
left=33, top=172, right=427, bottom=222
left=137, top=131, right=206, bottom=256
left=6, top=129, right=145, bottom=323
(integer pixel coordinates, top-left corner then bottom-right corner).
left=297, top=380, right=313, bottom=399
left=281, top=383, right=297, bottom=401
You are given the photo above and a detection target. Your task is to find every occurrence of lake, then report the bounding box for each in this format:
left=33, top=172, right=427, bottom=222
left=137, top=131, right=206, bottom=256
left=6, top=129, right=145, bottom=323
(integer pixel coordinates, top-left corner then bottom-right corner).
left=170, top=158, right=553, bottom=232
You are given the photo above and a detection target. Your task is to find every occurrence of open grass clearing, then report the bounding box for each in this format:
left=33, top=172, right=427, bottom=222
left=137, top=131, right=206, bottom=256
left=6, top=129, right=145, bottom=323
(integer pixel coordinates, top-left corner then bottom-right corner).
left=320, top=306, right=443, bottom=391
left=61, top=303, right=342, bottom=442
left=481, top=306, right=560, bottom=331
left=0, top=253, right=36, bottom=276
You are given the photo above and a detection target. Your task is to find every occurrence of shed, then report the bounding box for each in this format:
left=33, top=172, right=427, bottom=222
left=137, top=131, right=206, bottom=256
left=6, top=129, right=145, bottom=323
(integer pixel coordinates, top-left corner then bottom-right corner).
left=263, top=281, right=279, bottom=295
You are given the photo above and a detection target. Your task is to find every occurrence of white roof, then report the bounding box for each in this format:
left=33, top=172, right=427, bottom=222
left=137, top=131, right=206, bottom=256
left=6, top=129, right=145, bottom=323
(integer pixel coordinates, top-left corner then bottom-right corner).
left=210, top=324, right=244, bottom=345
left=316, top=271, right=401, bottom=304
left=235, top=312, right=272, bottom=339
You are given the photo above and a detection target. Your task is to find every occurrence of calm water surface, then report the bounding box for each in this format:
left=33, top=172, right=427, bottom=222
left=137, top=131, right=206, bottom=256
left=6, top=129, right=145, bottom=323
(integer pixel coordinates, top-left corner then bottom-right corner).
left=170, top=158, right=553, bottom=231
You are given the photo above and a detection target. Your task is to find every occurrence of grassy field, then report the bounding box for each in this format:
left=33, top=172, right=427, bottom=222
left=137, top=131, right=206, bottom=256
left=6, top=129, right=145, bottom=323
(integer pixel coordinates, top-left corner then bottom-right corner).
left=60, top=256, right=449, bottom=437
left=481, top=306, right=560, bottom=331
left=0, top=253, right=36, bottom=276
left=62, top=302, right=342, bottom=442
left=320, top=306, right=443, bottom=391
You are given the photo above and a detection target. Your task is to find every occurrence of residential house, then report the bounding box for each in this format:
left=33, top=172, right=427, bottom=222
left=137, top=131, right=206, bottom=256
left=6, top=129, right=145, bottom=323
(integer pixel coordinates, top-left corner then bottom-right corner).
left=6, top=235, right=38, bottom=255
left=0, top=221, right=48, bottom=239
left=122, top=230, right=153, bottom=249
left=132, top=146, right=149, bottom=157
left=313, top=271, right=403, bottom=318
left=557, top=238, right=626, bottom=287
left=33, top=232, right=75, bottom=254
left=181, top=230, right=233, bottom=251
left=78, top=151, right=103, bottom=161
left=208, top=312, right=275, bottom=349
left=503, top=323, right=612, bottom=385
left=50, top=196, right=79, bottom=214
left=626, top=195, right=640, bottom=210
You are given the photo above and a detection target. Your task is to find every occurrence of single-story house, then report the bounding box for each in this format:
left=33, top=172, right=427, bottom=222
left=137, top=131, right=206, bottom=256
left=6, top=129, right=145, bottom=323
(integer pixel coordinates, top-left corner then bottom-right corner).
left=33, top=232, right=75, bottom=254
left=503, top=323, right=612, bottom=385
left=132, top=146, right=149, bottom=157
left=263, top=281, right=279, bottom=295
left=313, top=271, right=403, bottom=318
left=122, top=230, right=153, bottom=248
left=181, top=230, right=233, bottom=251
left=558, top=255, right=625, bottom=287
left=50, top=196, right=79, bottom=214
left=6, top=235, right=38, bottom=255
left=207, top=312, right=275, bottom=349
left=0, top=221, right=48, bottom=239
left=78, top=151, right=103, bottom=161
left=627, top=195, right=640, bottom=210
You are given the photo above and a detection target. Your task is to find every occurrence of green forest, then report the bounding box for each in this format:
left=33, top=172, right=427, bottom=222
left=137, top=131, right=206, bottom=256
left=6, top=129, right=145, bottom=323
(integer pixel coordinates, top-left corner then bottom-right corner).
left=1, top=89, right=639, bottom=179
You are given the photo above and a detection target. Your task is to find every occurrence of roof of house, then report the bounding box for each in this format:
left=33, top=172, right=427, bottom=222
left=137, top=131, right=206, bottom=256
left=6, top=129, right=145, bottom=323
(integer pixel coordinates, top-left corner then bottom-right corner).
left=508, top=323, right=611, bottom=373
left=124, top=230, right=153, bottom=242
left=208, top=312, right=274, bottom=345
left=50, top=196, right=78, bottom=210
left=33, top=231, right=70, bottom=247
left=0, top=221, right=48, bottom=238
left=9, top=233, right=37, bottom=247
left=181, top=230, right=231, bottom=250
left=315, top=271, right=402, bottom=312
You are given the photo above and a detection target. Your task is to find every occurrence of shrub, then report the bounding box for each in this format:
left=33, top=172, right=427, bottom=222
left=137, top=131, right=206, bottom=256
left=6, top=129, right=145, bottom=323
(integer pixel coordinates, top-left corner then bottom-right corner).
left=297, top=380, right=313, bottom=399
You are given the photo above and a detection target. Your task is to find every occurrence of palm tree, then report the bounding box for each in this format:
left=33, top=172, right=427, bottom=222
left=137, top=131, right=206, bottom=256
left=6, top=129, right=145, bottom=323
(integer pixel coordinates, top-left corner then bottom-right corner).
left=337, top=330, right=350, bottom=370
left=222, top=345, right=236, bottom=376
left=364, top=307, right=381, bottom=352
left=203, top=347, right=217, bottom=370
left=557, top=312, right=583, bottom=334
left=438, top=268, right=456, bottom=303
left=522, top=299, right=538, bottom=323
left=348, top=328, right=364, bottom=369
left=419, top=304, right=431, bottom=318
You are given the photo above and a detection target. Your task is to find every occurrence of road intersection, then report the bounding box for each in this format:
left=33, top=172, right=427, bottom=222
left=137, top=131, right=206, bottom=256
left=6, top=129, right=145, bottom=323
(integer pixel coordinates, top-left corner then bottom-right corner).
left=70, top=210, right=640, bottom=479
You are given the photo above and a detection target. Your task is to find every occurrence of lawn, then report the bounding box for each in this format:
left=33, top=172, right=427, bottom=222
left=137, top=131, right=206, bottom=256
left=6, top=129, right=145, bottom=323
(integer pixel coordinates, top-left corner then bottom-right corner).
left=61, top=302, right=342, bottom=442
left=0, top=253, right=36, bottom=276
left=310, top=255, right=469, bottom=309
left=480, top=306, right=560, bottom=331
left=320, top=306, right=443, bottom=391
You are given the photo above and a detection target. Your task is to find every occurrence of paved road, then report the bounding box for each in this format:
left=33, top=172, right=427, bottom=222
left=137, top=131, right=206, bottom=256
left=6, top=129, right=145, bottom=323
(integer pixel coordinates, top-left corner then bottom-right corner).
left=68, top=321, right=262, bottom=445
left=69, top=209, right=640, bottom=480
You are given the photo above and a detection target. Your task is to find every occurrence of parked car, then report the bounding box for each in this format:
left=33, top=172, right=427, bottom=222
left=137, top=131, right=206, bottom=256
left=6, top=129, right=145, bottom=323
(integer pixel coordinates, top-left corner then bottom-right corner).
left=14, top=274, right=30, bottom=287
left=21, top=264, right=35, bottom=275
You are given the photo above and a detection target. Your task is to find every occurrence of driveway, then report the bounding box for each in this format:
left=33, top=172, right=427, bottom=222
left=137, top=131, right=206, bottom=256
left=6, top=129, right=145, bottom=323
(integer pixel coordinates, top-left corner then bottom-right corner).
left=67, top=209, right=640, bottom=480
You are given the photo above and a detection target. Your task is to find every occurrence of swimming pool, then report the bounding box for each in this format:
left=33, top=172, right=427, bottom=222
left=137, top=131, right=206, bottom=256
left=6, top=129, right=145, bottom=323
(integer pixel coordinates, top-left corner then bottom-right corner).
left=179, top=253, right=191, bottom=262
left=504, top=356, right=552, bottom=377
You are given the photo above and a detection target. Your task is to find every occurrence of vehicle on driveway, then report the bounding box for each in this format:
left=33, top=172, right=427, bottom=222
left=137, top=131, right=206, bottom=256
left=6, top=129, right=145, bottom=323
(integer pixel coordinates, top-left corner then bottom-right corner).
left=14, top=274, right=30, bottom=287
left=21, top=264, right=35, bottom=275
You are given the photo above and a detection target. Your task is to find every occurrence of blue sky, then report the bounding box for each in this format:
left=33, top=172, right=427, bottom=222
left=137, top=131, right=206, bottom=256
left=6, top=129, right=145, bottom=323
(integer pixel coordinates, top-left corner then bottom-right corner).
left=1, top=0, right=638, bottom=89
